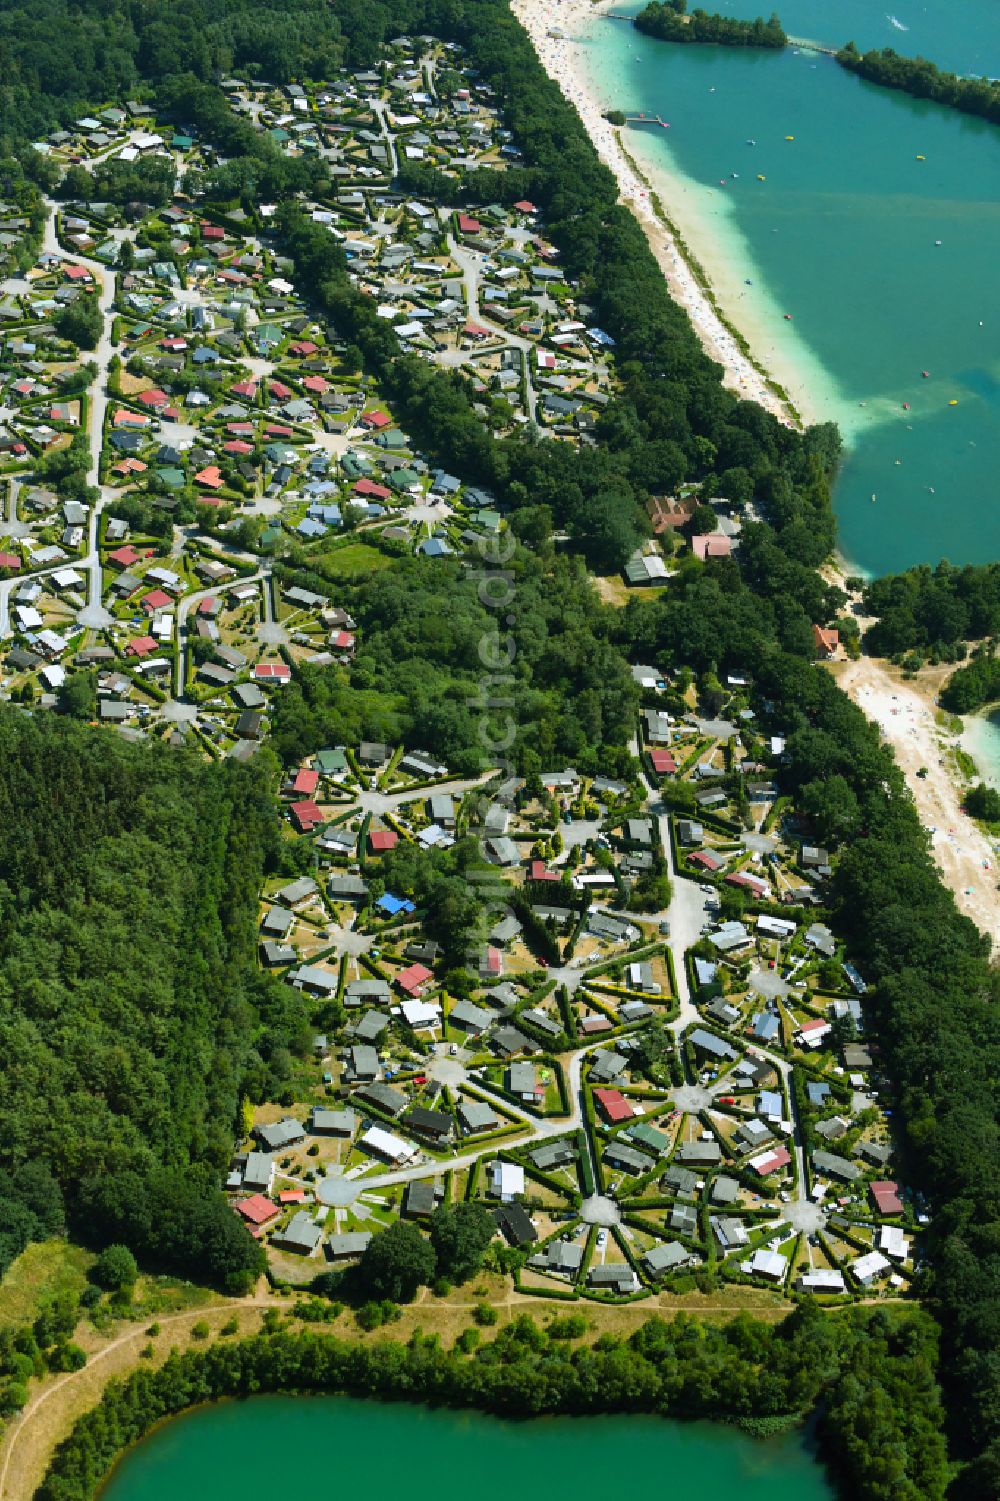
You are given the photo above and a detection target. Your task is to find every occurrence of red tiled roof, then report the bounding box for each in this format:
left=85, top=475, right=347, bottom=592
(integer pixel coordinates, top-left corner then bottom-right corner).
left=369, top=829, right=398, bottom=854
left=397, top=963, right=433, bottom=996
left=353, top=478, right=390, bottom=500
left=290, top=799, right=323, bottom=833
left=138, top=388, right=169, bottom=408
left=126, top=635, right=157, bottom=656
left=108, top=545, right=142, bottom=567
left=360, top=409, right=390, bottom=429
left=0, top=552, right=21, bottom=570
left=751, top=1146, right=791, bottom=1177
left=870, top=1181, right=904, bottom=1216
left=649, top=747, right=677, bottom=774
left=292, top=768, right=319, bottom=796
left=255, top=662, right=291, bottom=681
left=593, top=1088, right=634, bottom=1124
left=236, top=1194, right=279, bottom=1226
left=458, top=214, right=481, bottom=234
left=142, top=589, right=171, bottom=612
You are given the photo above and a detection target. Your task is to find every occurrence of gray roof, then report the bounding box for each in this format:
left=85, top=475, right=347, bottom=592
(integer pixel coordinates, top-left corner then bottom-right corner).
left=274, top=1211, right=323, bottom=1253
left=311, top=1108, right=356, bottom=1135
left=326, top=1231, right=372, bottom=1259
left=255, top=1118, right=305, bottom=1151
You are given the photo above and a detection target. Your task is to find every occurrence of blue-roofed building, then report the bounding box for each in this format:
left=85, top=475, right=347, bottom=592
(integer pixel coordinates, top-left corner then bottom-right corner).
left=309, top=503, right=342, bottom=526
left=751, top=1011, right=780, bottom=1043
left=297, top=517, right=327, bottom=539
left=806, top=1081, right=831, bottom=1108
left=694, top=957, right=718, bottom=988
left=419, top=537, right=452, bottom=558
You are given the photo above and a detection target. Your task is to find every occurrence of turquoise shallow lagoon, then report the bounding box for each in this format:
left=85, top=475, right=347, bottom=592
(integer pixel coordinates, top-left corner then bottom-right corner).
left=578, top=0, right=1000, bottom=574
left=97, top=1395, right=836, bottom=1500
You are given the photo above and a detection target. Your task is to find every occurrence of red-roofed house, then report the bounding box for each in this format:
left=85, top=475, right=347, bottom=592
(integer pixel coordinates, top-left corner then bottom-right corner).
left=126, top=635, right=158, bottom=657
left=255, top=662, right=292, bottom=684
left=481, top=946, right=502, bottom=978
left=236, top=1194, right=280, bottom=1227
left=108, top=544, right=142, bottom=568
left=303, top=374, right=329, bottom=394
left=692, top=534, right=732, bottom=562
left=138, top=388, right=169, bottom=409
left=290, top=799, right=324, bottom=833
left=113, top=408, right=149, bottom=428
left=231, top=380, right=258, bottom=400
left=195, top=465, right=224, bottom=490
left=289, top=340, right=318, bottom=357
left=279, top=1189, right=306, bottom=1205
left=359, top=409, right=390, bottom=430
left=463, top=321, right=491, bottom=340
left=813, top=624, right=840, bottom=659
left=142, top=589, right=172, bottom=613
left=750, top=1146, right=792, bottom=1178
left=353, top=478, right=390, bottom=500
left=291, top=768, right=319, bottom=797
left=224, top=439, right=254, bottom=455
left=0, top=552, right=21, bottom=571
left=369, top=829, right=398, bottom=855
left=113, top=458, right=147, bottom=476
left=198, top=597, right=218, bottom=616
left=513, top=200, right=537, bottom=214
left=227, top=421, right=255, bottom=436
left=649, top=747, right=677, bottom=775
left=689, top=850, right=723, bottom=873
left=396, top=963, right=433, bottom=997
left=457, top=214, right=481, bottom=235
left=269, top=380, right=293, bottom=401
left=870, top=1181, right=904, bottom=1217
left=593, top=1088, right=634, bottom=1125
left=201, top=221, right=225, bottom=241
left=64, top=264, right=91, bottom=282
left=529, top=860, right=559, bottom=881
left=331, top=630, right=355, bottom=652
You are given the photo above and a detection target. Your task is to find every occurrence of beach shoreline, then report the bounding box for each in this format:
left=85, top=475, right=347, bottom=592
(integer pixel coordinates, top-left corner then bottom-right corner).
left=831, top=657, right=1000, bottom=949
left=511, top=0, right=810, bottom=427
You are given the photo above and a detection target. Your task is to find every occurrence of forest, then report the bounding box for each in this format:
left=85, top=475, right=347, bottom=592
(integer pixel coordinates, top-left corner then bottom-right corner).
left=861, top=559, right=1000, bottom=657
left=939, top=655, right=1000, bottom=714
left=635, top=3, right=787, bottom=49
left=267, top=549, right=638, bottom=774
left=35, top=1306, right=948, bottom=1501
left=0, top=710, right=293, bottom=1293
left=836, top=43, right=1000, bottom=126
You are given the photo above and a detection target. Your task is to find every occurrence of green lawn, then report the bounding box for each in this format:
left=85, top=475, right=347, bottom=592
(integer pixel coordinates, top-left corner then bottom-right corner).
left=0, top=1240, right=93, bottom=1330
left=316, top=542, right=394, bottom=578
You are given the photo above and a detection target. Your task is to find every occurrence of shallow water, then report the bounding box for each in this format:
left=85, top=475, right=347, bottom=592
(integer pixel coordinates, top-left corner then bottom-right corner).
left=580, top=0, right=1000, bottom=574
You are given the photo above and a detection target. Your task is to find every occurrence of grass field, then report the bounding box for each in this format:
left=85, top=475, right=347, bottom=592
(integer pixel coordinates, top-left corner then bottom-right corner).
left=317, top=542, right=394, bottom=578
left=0, top=1242, right=92, bottom=1332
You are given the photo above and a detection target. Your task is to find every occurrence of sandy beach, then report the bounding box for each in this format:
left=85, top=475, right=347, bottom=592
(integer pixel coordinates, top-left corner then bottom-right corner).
left=511, top=0, right=806, bottom=426
left=833, top=657, right=1000, bottom=950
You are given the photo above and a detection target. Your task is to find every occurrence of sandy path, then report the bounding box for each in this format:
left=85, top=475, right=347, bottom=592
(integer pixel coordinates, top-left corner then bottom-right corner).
left=834, top=657, right=1000, bottom=950
left=511, top=0, right=801, bottom=427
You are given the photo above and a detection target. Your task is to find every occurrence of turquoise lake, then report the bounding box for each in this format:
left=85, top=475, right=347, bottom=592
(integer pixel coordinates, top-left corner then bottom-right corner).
left=97, top=1395, right=836, bottom=1500
left=579, top=0, right=1000, bottom=575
